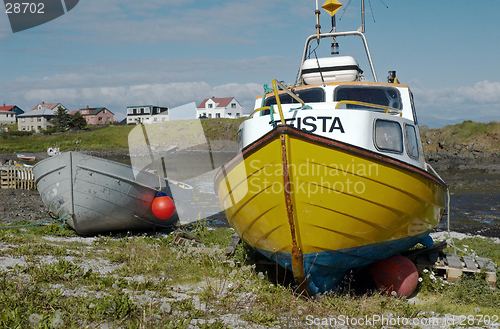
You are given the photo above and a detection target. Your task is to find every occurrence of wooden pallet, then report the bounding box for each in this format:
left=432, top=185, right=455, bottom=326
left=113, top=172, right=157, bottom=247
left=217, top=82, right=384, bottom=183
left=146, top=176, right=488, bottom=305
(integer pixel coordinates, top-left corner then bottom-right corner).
left=0, top=166, right=36, bottom=190
left=413, top=247, right=497, bottom=286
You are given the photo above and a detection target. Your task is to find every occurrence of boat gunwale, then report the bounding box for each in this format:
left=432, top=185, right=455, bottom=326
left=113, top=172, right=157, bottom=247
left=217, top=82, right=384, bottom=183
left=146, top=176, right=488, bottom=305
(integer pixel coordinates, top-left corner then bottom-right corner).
left=214, top=125, right=447, bottom=192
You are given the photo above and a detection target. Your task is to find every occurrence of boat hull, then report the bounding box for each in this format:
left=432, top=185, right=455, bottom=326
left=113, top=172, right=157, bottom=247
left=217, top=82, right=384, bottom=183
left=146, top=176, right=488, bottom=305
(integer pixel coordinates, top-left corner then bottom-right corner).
left=215, top=126, right=447, bottom=294
left=34, top=152, right=180, bottom=235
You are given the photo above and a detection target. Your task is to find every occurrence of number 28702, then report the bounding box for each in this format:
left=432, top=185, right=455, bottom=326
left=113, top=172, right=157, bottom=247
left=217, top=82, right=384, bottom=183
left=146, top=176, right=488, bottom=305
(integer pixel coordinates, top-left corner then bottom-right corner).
left=5, top=3, right=45, bottom=14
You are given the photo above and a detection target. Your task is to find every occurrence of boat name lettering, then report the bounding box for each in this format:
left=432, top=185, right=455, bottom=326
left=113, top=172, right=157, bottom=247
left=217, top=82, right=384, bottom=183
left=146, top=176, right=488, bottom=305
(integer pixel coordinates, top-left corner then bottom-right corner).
left=269, top=116, right=344, bottom=133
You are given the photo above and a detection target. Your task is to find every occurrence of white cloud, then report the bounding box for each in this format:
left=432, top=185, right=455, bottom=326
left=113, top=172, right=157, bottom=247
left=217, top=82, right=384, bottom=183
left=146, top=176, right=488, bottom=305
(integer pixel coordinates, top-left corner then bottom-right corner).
left=411, top=80, right=500, bottom=121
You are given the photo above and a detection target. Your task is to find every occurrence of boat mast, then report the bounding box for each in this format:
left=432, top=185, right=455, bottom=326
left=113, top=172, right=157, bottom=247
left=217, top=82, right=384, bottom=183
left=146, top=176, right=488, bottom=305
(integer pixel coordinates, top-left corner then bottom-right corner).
left=360, top=0, right=365, bottom=33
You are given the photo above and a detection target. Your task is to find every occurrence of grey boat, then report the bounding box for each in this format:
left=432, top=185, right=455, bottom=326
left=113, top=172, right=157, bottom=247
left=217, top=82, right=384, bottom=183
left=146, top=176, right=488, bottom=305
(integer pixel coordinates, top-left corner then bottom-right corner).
left=33, top=152, right=191, bottom=235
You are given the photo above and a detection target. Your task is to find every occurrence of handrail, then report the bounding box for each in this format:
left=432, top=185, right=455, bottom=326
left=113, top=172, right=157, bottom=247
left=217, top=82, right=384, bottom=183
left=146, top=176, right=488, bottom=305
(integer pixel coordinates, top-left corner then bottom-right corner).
left=335, top=100, right=402, bottom=116
left=297, top=31, right=378, bottom=83
left=273, top=80, right=306, bottom=106
left=272, top=79, right=286, bottom=125
left=272, top=79, right=306, bottom=125
left=249, top=106, right=271, bottom=118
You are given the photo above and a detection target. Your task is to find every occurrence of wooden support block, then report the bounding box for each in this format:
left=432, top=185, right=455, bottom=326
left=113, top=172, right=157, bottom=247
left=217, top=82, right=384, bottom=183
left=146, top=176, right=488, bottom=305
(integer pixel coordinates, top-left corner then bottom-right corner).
left=485, top=272, right=497, bottom=286
left=446, top=268, right=463, bottom=282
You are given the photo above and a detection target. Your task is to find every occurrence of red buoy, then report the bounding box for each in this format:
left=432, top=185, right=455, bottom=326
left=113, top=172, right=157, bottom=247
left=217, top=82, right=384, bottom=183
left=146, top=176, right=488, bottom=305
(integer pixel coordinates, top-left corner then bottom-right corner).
left=151, top=191, right=175, bottom=220
left=368, top=255, right=418, bottom=297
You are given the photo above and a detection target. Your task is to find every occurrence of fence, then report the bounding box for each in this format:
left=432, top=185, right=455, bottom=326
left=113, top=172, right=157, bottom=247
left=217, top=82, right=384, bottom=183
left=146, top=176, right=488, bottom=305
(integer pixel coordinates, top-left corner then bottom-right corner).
left=0, top=165, right=36, bottom=190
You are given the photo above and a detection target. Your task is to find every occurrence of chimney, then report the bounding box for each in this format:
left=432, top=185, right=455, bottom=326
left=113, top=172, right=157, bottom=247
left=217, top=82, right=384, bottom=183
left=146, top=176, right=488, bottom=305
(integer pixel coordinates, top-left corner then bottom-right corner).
left=86, top=105, right=89, bottom=109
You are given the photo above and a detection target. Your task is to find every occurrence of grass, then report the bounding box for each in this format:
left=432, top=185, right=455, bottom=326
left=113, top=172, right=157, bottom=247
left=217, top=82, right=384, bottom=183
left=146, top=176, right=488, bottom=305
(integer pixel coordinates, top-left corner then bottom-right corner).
left=0, top=221, right=499, bottom=328
left=421, top=120, right=500, bottom=152
left=0, top=118, right=246, bottom=154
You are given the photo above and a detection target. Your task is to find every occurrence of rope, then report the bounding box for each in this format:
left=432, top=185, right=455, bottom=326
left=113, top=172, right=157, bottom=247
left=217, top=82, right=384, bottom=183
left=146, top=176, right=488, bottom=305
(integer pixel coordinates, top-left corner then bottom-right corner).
left=270, top=105, right=276, bottom=128
left=0, top=214, right=72, bottom=230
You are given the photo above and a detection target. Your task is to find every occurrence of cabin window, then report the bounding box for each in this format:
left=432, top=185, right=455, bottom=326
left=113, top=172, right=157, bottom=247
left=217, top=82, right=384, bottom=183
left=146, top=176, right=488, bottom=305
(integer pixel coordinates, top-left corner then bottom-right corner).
left=409, top=91, right=418, bottom=124
left=374, top=120, right=403, bottom=153
left=405, top=124, right=419, bottom=159
left=335, top=86, right=401, bottom=111
left=262, top=88, right=325, bottom=116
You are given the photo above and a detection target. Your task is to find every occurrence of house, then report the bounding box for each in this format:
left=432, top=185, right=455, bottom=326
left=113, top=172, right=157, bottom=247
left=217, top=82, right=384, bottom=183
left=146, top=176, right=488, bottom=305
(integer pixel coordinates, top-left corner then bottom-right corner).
left=17, top=102, right=67, bottom=132
left=0, top=104, right=24, bottom=125
left=196, top=97, right=243, bottom=119
left=17, top=108, right=56, bottom=132
left=0, top=110, right=16, bottom=125
left=126, top=105, right=169, bottom=124
left=70, top=106, right=114, bottom=125
left=0, top=104, right=24, bottom=116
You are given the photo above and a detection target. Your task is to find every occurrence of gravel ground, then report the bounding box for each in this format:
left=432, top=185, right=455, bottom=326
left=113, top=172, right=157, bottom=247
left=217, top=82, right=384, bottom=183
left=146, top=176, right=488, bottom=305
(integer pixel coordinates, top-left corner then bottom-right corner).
left=0, top=189, right=52, bottom=224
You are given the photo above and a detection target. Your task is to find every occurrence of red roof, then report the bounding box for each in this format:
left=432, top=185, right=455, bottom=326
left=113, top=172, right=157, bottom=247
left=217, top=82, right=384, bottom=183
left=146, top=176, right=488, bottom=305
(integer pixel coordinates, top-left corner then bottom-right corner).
left=0, top=105, right=16, bottom=112
left=197, top=97, right=234, bottom=109
left=30, top=102, right=60, bottom=112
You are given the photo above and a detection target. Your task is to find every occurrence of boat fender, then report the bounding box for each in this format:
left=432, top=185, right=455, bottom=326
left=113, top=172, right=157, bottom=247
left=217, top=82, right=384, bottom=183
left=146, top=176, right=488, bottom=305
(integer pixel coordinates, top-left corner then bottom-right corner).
left=368, top=255, right=418, bottom=297
left=152, top=191, right=175, bottom=220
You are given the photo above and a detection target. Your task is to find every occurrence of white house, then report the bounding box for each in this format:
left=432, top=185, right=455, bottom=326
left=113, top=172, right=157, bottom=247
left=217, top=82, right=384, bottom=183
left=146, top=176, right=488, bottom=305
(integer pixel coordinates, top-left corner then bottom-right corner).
left=0, top=110, right=16, bottom=125
left=196, top=97, right=243, bottom=119
left=126, top=105, right=169, bottom=124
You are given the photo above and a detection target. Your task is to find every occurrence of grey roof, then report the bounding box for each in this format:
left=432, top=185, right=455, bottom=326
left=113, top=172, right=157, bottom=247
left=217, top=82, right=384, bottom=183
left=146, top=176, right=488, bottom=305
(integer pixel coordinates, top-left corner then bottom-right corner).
left=18, top=108, right=55, bottom=117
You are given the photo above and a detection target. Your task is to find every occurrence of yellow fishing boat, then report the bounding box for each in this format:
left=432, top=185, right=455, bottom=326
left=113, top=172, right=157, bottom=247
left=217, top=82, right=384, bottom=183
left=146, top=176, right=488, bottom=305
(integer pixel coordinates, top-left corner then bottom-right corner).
left=215, top=0, right=447, bottom=295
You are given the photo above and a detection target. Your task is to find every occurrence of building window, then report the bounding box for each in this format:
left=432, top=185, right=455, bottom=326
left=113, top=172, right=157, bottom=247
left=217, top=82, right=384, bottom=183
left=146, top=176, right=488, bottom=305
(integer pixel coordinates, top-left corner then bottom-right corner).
left=103, top=109, right=106, bottom=114
left=231, top=103, right=236, bottom=108
left=83, top=110, right=88, bottom=114
left=37, top=117, right=42, bottom=122
left=21, top=126, right=25, bottom=131
left=236, top=113, right=240, bottom=118
left=107, top=117, right=111, bottom=121
left=228, top=113, right=231, bottom=117
left=208, top=104, right=213, bottom=108
left=37, top=126, right=41, bottom=130
left=98, top=117, right=103, bottom=121
left=208, top=114, right=212, bottom=118
left=31, top=117, right=34, bottom=122
left=216, top=113, right=221, bottom=118
left=21, top=118, right=25, bottom=122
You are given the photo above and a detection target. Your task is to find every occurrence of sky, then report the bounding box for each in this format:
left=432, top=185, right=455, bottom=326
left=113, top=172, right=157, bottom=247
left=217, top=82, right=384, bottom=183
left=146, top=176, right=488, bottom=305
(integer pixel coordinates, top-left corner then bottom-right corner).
left=1, top=0, right=500, bottom=128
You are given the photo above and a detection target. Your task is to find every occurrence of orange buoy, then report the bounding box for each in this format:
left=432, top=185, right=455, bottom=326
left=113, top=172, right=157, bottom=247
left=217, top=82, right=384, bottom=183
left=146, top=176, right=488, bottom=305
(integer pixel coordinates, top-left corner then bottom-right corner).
left=368, top=255, right=418, bottom=297
left=151, top=191, right=175, bottom=220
